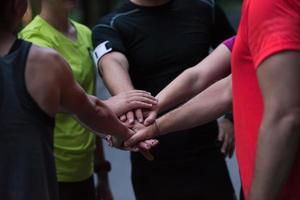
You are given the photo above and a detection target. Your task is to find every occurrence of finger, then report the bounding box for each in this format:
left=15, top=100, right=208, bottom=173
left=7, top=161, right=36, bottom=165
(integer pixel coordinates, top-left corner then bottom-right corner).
left=126, top=111, right=135, bottom=124
left=144, top=112, right=157, bottom=126
left=129, top=97, right=158, bottom=106
left=138, top=142, right=154, bottom=161
left=135, top=109, right=144, bottom=123
left=124, top=131, right=149, bottom=147
left=128, top=90, right=152, bottom=95
left=218, top=128, right=225, bottom=141
left=129, top=101, right=153, bottom=110
left=119, top=114, right=127, bottom=122
left=139, top=149, right=154, bottom=161
left=144, top=139, right=159, bottom=148
left=221, top=133, right=229, bottom=155
left=129, top=93, right=158, bottom=102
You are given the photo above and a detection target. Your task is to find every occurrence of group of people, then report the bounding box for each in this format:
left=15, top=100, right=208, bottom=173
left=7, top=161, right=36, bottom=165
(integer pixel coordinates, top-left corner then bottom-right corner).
left=1, top=0, right=300, bottom=200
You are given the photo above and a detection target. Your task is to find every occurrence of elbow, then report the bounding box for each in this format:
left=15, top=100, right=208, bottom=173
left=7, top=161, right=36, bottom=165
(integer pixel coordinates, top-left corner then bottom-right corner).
left=280, top=109, right=300, bottom=131
left=265, top=107, right=300, bottom=139
left=184, top=68, right=205, bottom=92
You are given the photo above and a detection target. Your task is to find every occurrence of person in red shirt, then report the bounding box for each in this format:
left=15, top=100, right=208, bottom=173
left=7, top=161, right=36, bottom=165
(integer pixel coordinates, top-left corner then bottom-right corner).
left=124, top=0, right=300, bottom=199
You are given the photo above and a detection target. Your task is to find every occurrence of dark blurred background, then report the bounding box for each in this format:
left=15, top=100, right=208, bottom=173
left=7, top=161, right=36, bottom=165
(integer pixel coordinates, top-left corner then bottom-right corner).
left=24, top=0, right=242, bottom=29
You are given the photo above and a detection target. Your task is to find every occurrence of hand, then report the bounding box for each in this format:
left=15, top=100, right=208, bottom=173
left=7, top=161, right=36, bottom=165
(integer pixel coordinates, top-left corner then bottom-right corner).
left=104, top=90, right=158, bottom=117
left=124, top=121, right=160, bottom=148
left=105, top=121, right=159, bottom=161
left=119, top=101, right=159, bottom=125
left=218, top=117, right=235, bottom=158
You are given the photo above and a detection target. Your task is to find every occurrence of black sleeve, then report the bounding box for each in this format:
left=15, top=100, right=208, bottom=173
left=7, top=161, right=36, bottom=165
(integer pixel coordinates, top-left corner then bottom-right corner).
left=211, top=4, right=236, bottom=48
left=92, top=14, right=127, bottom=59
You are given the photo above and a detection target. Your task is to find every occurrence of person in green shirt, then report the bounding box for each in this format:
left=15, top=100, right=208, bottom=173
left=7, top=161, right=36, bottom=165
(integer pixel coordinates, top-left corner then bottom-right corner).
left=20, top=0, right=158, bottom=199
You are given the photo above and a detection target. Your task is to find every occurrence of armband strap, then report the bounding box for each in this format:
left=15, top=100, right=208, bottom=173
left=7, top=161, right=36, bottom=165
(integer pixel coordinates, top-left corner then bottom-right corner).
left=92, top=41, right=113, bottom=68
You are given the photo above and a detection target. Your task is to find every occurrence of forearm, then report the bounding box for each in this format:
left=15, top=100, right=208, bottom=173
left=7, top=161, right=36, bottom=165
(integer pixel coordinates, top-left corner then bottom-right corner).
left=77, top=97, right=130, bottom=139
left=157, top=76, right=232, bottom=135
left=100, top=54, right=135, bottom=94
left=155, top=68, right=208, bottom=113
left=249, top=112, right=300, bottom=200
left=156, top=44, right=231, bottom=114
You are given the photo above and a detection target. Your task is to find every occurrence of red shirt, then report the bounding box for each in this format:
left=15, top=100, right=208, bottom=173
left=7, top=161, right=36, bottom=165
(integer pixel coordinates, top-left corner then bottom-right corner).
left=232, top=0, right=300, bottom=199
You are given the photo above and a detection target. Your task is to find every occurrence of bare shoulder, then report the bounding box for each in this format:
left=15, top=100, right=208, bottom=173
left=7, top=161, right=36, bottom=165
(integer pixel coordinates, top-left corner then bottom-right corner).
left=25, top=45, right=73, bottom=116
left=27, top=45, right=70, bottom=75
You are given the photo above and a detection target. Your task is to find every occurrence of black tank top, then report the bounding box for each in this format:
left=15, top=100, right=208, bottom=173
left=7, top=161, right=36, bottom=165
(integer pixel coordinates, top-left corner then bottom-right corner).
left=0, top=40, right=58, bottom=200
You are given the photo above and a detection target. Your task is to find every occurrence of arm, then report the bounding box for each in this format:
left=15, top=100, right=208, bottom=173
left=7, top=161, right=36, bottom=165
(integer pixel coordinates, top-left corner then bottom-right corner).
left=100, top=52, right=144, bottom=123
left=58, top=55, right=133, bottom=139
left=249, top=51, right=300, bottom=200
left=144, top=44, right=231, bottom=125
left=27, top=46, right=133, bottom=139
left=100, top=52, right=134, bottom=94
left=125, top=75, right=233, bottom=146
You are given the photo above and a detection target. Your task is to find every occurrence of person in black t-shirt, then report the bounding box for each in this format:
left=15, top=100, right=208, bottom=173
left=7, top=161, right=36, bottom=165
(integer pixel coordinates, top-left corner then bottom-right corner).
left=0, top=1, right=158, bottom=199
left=92, top=0, right=236, bottom=199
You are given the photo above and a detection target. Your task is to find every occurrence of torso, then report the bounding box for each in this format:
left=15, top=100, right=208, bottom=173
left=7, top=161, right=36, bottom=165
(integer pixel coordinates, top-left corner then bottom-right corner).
left=0, top=39, right=58, bottom=200
left=232, top=0, right=300, bottom=199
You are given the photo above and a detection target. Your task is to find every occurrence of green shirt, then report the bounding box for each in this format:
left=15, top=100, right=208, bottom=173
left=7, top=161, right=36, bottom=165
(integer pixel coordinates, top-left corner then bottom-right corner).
left=20, top=16, right=96, bottom=182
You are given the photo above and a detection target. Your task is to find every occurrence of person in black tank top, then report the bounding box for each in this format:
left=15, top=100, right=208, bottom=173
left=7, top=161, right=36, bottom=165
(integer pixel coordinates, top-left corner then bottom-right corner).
left=0, top=1, right=159, bottom=200
left=0, top=39, right=58, bottom=200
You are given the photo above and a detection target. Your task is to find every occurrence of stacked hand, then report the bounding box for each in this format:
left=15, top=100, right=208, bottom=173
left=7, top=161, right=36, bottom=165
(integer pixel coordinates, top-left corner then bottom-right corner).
left=103, top=90, right=160, bottom=160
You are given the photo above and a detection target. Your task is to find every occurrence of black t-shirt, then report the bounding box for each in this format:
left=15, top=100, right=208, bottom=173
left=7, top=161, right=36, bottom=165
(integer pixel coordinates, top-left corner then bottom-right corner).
left=93, top=0, right=235, bottom=161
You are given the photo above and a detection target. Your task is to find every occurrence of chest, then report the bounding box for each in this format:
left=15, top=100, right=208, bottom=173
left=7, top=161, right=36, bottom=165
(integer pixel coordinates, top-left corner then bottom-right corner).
left=53, top=40, right=95, bottom=90
left=116, top=4, right=214, bottom=72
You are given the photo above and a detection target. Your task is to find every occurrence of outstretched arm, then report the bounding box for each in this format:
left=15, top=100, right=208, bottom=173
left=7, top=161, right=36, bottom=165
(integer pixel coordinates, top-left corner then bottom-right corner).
left=57, top=55, right=133, bottom=139
left=249, top=51, right=300, bottom=200
left=100, top=52, right=145, bottom=123
left=144, top=43, right=231, bottom=125
left=125, top=75, right=232, bottom=146
left=26, top=46, right=156, bottom=149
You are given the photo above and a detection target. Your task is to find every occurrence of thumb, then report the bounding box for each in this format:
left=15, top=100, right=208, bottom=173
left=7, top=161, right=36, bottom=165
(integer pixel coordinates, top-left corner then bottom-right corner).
left=139, top=148, right=154, bottom=161
left=124, top=133, right=141, bottom=148
left=144, top=111, right=157, bottom=126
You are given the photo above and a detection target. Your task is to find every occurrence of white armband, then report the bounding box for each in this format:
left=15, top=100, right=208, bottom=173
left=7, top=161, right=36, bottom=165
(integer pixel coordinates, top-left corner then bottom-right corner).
left=92, top=41, right=113, bottom=67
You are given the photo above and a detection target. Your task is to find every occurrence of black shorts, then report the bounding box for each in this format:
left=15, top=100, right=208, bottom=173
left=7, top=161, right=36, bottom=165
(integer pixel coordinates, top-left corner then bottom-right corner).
left=131, top=148, right=236, bottom=200
left=58, top=176, right=95, bottom=200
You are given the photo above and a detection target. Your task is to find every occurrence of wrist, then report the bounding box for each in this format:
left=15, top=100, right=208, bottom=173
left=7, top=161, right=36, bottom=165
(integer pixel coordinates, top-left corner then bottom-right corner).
left=153, top=120, right=161, bottom=136
left=117, top=126, right=131, bottom=140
